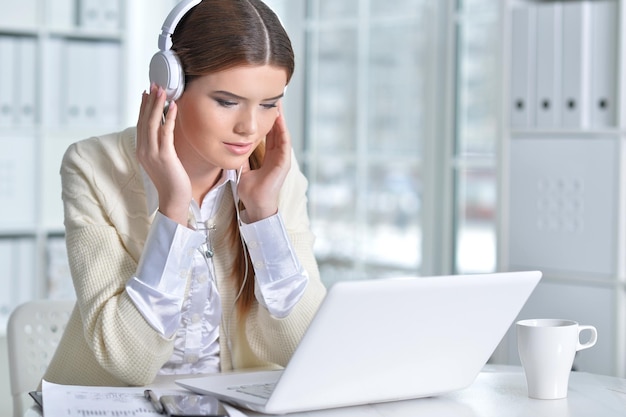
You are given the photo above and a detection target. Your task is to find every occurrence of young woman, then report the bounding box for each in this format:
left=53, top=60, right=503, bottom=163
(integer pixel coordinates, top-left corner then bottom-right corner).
left=43, top=0, right=326, bottom=386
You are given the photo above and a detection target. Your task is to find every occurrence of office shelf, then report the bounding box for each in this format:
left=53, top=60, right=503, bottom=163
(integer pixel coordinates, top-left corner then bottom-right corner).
left=0, top=0, right=183, bottom=336
left=0, top=0, right=130, bottom=335
left=498, top=0, right=626, bottom=377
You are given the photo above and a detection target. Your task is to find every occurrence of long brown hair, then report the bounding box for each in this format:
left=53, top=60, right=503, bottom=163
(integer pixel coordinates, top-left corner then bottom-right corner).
left=172, top=0, right=294, bottom=318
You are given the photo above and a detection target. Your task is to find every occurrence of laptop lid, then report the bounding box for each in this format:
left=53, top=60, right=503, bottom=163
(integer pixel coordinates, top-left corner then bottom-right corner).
left=177, top=270, right=542, bottom=414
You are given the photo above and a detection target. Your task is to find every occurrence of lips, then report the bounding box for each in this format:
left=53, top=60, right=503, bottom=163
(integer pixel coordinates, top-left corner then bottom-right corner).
left=223, top=142, right=253, bottom=155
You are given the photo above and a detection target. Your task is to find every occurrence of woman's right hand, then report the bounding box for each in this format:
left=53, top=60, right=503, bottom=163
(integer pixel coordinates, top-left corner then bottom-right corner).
left=136, top=84, right=191, bottom=226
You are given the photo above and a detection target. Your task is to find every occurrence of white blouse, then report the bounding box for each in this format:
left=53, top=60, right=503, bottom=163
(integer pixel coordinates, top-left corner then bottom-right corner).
left=126, top=169, right=309, bottom=374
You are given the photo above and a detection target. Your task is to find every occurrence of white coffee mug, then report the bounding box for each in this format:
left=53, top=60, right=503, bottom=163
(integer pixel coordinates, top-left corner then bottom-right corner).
left=516, top=319, right=597, bottom=400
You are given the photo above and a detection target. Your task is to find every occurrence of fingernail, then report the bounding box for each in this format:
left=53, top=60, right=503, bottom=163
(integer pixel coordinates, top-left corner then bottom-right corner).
left=157, top=87, right=163, bottom=98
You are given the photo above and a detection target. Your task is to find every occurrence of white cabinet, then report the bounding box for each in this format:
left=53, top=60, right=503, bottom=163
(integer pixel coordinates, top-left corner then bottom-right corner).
left=0, top=0, right=131, bottom=334
left=499, top=0, right=626, bottom=377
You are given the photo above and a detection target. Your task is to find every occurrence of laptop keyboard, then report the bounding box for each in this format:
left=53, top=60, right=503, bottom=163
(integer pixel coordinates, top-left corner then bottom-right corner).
left=227, top=382, right=277, bottom=399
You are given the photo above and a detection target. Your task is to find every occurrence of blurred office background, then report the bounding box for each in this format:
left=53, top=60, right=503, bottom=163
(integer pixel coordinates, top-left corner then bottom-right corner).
left=1, top=0, right=624, bottom=414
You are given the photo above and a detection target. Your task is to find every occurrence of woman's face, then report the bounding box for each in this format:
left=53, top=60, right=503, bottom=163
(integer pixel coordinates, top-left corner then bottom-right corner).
left=173, top=64, right=287, bottom=173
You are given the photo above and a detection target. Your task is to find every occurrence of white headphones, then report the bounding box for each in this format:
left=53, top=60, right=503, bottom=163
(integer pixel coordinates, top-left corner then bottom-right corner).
left=149, top=0, right=202, bottom=101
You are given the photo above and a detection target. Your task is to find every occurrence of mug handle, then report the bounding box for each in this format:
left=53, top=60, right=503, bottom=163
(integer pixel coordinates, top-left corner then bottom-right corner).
left=577, top=325, right=598, bottom=351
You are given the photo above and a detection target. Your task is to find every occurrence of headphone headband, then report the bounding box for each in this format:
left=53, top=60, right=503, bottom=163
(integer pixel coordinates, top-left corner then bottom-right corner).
left=158, top=0, right=202, bottom=51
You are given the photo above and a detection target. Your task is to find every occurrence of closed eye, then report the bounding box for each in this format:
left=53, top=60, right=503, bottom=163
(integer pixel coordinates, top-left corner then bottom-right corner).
left=215, top=98, right=237, bottom=108
left=261, top=102, right=278, bottom=109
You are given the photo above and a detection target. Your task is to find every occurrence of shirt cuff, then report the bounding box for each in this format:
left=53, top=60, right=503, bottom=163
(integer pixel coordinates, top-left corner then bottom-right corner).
left=126, top=212, right=204, bottom=336
left=240, top=212, right=308, bottom=318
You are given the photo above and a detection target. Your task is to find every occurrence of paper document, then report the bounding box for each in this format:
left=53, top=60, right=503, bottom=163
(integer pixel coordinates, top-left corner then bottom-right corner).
left=41, top=379, right=248, bottom=416
left=42, top=380, right=176, bottom=416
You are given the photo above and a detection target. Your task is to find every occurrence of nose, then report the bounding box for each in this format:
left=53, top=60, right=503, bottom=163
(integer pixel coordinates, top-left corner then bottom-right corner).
left=234, top=108, right=258, bottom=136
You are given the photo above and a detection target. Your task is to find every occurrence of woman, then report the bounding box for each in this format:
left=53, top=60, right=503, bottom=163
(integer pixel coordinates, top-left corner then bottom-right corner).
left=43, top=0, right=326, bottom=386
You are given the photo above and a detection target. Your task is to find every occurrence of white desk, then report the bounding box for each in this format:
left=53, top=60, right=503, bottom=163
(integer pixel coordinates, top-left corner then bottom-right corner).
left=26, top=365, right=626, bottom=416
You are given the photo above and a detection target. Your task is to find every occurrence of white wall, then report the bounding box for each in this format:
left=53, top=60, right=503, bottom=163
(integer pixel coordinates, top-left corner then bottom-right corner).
left=123, top=0, right=178, bottom=126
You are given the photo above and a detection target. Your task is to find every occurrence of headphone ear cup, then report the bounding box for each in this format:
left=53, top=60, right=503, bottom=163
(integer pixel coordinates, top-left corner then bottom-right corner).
left=149, top=49, right=185, bottom=101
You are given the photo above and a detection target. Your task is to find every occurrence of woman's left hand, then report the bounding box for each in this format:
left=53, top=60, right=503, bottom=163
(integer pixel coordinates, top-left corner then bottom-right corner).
left=237, top=102, right=291, bottom=222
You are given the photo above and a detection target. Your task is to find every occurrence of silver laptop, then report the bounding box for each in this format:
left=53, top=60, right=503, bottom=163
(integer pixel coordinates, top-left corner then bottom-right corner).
left=176, top=270, right=542, bottom=414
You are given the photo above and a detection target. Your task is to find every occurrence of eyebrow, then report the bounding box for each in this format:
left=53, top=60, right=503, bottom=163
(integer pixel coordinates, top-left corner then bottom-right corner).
left=213, top=90, right=284, bottom=101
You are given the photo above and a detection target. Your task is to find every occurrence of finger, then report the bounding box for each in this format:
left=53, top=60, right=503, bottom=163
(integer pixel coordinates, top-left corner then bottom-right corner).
left=137, top=90, right=149, bottom=124
left=147, top=85, right=167, bottom=129
left=136, top=90, right=151, bottom=155
left=266, top=108, right=290, bottom=152
left=137, top=89, right=156, bottom=128
left=159, top=100, right=178, bottom=148
left=142, top=86, right=170, bottom=153
left=164, top=100, right=177, bottom=127
left=265, top=112, right=281, bottom=150
left=273, top=101, right=286, bottom=132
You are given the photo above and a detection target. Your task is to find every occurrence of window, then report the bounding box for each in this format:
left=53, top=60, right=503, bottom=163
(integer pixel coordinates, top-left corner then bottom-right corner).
left=269, top=0, right=501, bottom=285
left=453, top=1, right=500, bottom=273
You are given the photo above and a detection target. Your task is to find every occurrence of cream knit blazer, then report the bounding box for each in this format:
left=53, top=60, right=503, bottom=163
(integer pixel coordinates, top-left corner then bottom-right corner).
left=42, top=127, right=327, bottom=387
